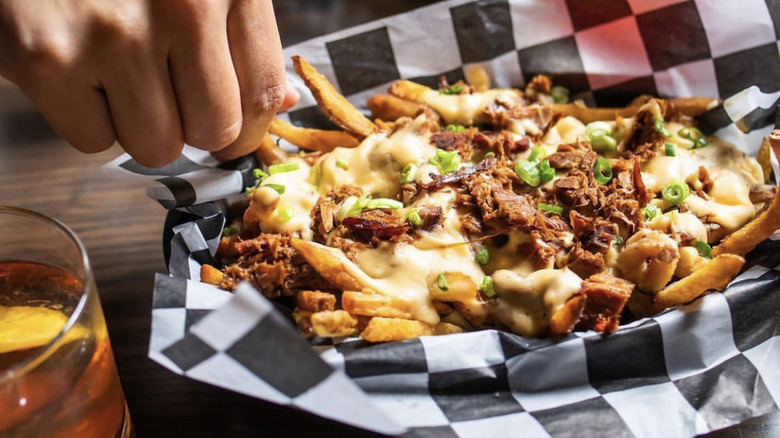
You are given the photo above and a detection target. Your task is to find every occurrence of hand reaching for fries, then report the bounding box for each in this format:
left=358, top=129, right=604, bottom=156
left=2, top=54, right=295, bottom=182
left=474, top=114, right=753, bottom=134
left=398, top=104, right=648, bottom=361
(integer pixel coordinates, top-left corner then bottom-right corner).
left=0, top=0, right=298, bottom=167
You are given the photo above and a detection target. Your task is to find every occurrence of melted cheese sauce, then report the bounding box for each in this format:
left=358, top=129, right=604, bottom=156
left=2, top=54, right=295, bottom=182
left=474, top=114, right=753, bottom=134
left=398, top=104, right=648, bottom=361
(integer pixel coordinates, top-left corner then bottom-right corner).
left=642, top=124, right=763, bottom=232
left=542, top=116, right=586, bottom=145
left=420, top=89, right=523, bottom=125
left=491, top=268, right=582, bottom=337
left=249, top=158, right=318, bottom=240
left=317, top=115, right=438, bottom=198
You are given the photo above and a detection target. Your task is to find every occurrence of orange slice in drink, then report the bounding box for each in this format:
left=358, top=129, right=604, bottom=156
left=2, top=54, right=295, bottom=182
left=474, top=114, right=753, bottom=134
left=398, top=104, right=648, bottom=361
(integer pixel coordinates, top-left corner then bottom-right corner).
left=0, top=306, right=84, bottom=355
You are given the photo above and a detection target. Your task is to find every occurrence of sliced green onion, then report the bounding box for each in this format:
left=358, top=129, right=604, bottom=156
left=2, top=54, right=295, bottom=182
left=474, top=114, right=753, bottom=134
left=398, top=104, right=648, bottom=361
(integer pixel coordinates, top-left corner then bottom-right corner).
left=436, top=273, right=449, bottom=291
left=268, top=162, right=300, bottom=175
left=528, top=146, right=547, bottom=161
left=405, top=208, right=422, bottom=226
left=439, top=84, right=463, bottom=95
left=515, top=159, right=541, bottom=186
left=484, top=151, right=495, bottom=158
left=612, top=235, right=624, bottom=247
left=400, top=163, right=417, bottom=184
left=445, top=124, right=465, bottom=133
left=428, top=149, right=461, bottom=173
left=366, top=198, right=403, bottom=210
left=538, top=202, right=563, bottom=214
left=253, top=168, right=269, bottom=181
left=336, top=195, right=362, bottom=221
left=641, top=205, right=660, bottom=221
left=475, top=247, right=490, bottom=266
left=263, top=183, right=286, bottom=195
left=585, top=121, right=617, bottom=152
left=695, top=240, right=713, bottom=259
left=335, top=159, right=349, bottom=170
left=664, top=143, right=676, bottom=157
left=479, top=276, right=495, bottom=298
left=275, top=137, right=282, bottom=147
left=539, top=160, right=555, bottom=184
left=654, top=117, right=671, bottom=137
left=678, top=126, right=708, bottom=149
left=277, top=205, right=293, bottom=222
left=662, top=181, right=690, bottom=206
left=222, top=226, right=239, bottom=237
left=593, top=157, right=613, bottom=185
left=550, top=85, right=570, bottom=104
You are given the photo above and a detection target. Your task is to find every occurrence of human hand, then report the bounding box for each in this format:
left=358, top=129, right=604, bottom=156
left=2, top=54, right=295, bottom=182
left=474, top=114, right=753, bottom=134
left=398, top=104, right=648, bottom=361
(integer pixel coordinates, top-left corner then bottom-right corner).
left=0, top=0, right=297, bottom=167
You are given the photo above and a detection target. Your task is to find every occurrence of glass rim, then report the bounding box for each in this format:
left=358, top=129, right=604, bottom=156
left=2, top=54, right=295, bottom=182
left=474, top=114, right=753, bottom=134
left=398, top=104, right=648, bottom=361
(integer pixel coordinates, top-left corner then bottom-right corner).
left=0, top=206, right=93, bottom=383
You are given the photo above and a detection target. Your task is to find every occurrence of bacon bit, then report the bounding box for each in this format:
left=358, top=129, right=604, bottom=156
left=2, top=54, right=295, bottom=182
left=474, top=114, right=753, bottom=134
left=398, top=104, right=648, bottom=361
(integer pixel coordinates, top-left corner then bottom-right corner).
left=566, top=244, right=605, bottom=279
left=341, top=216, right=411, bottom=241
left=430, top=131, right=473, bottom=160
left=633, top=156, right=649, bottom=206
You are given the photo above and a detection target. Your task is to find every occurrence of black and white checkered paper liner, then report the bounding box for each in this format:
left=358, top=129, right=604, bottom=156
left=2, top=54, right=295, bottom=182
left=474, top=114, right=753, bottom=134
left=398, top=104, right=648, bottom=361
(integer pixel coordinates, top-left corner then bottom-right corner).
left=103, top=0, right=780, bottom=435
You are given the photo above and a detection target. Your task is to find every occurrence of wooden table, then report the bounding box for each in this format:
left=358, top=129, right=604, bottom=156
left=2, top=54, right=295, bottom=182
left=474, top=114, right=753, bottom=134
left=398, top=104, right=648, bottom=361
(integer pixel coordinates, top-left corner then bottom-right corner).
left=0, top=2, right=777, bottom=436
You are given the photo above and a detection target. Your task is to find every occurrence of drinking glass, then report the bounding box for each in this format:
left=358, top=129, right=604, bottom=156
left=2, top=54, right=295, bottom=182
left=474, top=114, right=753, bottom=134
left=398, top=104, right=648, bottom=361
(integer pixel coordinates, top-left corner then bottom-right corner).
left=0, top=206, right=132, bottom=438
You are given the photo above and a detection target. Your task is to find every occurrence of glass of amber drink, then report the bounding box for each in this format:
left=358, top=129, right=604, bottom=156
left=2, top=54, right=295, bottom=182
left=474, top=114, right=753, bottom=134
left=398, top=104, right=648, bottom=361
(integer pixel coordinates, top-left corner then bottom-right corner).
left=0, top=206, right=132, bottom=438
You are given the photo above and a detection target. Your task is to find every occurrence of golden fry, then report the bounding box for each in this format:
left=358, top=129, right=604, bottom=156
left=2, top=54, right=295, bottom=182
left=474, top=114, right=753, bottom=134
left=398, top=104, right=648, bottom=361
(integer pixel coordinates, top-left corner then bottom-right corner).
left=553, top=97, right=716, bottom=123
left=756, top=135, right=772, bottom=183
left=427, top=272, right=477, bottom=302
left=360, top=317, right=435, bottom=343
left=667, top=97, right=718, bottom=117
left=713, top=130, right=780, bottom=256
left=464, top=65, right=491, bottom=92
left=292, top=56, right=377, bottom=139
left=200, top=264, right=224, bottom=286
left=653, top=254, right=745, bottom=311
left=269, top=118, right=359, bottom=152
left=433, top=322, right=465, bottom=336
left=548, top=295, right=586, bottom=335
left=296, top=290, right=336, bottom=312
left=341, top=291, right=413, bottom=319
left=388, top=79, right=433, bottom=103
left=254, top=134, right=288, bottom=165
left=310, top=310, right=360, bottom=337
left=366, top=94, right=420, bottom=121
left=291, top=239, right=367, bottom=291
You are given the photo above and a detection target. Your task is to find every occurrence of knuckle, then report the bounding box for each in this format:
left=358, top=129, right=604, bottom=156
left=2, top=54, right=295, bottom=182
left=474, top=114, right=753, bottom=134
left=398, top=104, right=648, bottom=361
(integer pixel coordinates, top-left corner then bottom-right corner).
left=186, top=118, right=242, bottom=151
left=126, top=140, right=183, bottom=168
left=247, top=79, right=286, bottom=117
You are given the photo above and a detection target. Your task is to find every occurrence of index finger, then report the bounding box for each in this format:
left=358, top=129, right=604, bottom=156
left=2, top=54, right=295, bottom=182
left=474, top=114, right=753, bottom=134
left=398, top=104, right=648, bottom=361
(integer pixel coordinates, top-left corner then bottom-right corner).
left=212, top=0, right=285, bottom=162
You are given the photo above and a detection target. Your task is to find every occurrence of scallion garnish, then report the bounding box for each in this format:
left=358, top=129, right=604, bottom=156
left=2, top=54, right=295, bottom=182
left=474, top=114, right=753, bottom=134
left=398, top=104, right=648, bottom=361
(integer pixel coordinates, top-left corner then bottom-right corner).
left=437, top=273, right=449, bottom=291
left=528, top=146, right=547, bottom=161
left=585, top=121, right=617, bottom=152
left=277, top=205, right=293, bottom=222
left=654, top=117, right=671, bottom=137
left=335, top=159, right=349, bottom=170
left=612, top=235, right=624, bottom=247
left=695, top=240, right=713, bottom=259
left=428, top=149, right=461, bottom=173
left=662, top=181, right=690, bottom=206
left=538, top=202, right=563, bottom=214
left=336, top=194, right=370, bottom=221
left=539, top=160, right=555, bottom=184
left=400, top=163, right=417, bottom=184
left=664, top=143, right=676, bottom=156
left=593, top=157, right=613, bottom=185
left=222, top=226, right=239, bottom=237
left=264, top=183, right=286, bottom=194
left=484, top=151, right=495, bottom=158
left=479, top=276, right=495, bottom=298
left=445, top=124, right=466, bottom=133
left=515, top=159, right=541, bottom=186
left=678, top=126, right=707, bottom=149
left=641, top=205, right=660, bottom=221
left=268, top=162, right=300, bottom=175
left=253, top=168, right=269, bottom=181
left=366, top=198, right=403, bottom=210
left=439, top=84, right=463, bottom=95
left=405, top=208, right=422, bottom=226
left=475, top=247, right=490, bottom=266
left=550, top=85, right=569, bottom=104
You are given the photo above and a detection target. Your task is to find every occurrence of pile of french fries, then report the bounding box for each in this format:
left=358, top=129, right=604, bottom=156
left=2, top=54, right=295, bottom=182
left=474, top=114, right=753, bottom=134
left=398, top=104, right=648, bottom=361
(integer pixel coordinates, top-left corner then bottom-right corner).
left=200, top=55, right=780, bottom=343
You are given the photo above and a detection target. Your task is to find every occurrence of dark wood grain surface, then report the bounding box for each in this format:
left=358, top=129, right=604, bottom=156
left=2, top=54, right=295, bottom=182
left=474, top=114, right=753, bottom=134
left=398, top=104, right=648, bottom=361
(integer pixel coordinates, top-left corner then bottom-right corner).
left=0, top=2, right=777, bottom=437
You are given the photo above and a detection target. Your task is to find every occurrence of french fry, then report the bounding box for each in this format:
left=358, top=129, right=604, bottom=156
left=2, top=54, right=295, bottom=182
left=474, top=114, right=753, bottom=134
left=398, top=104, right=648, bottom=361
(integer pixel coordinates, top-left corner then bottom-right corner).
left=341, top=291, right=413, bottom=319
left=292, top=56, right=377, bottom=139
left=549, top=294, right=586, bottom=335
left=360, top=317, right=435, bottom=343
left=652, top=254, right=745, bottom=311
left=464, top=65, right=491, bottom=92
left=200, top=264, right=224, bottom=286
left=713, top=130, right=780, bottom=257
left=427, top=272, right=477, bottom=302
left=291, top=239, right=366, bottom=291
left=254, top=133, right=288, bottom=165
left=667, top=97, right=718, bottom=117
left=433, top=322, right=465, bottom=336
left=310, top=310, right=360, bottom=337
left=366, top=94, right=420, bottom=121
left=296, top=290, right=336, bottom=312
left=553, top=97, right=715, bottom=123
left=388, top=79, right=433, bottom=103
left=756, top=135, right=772, bottom=183
left=269, top=118, right=359, bottom=152
left=293, top=309, right=314, bottom=337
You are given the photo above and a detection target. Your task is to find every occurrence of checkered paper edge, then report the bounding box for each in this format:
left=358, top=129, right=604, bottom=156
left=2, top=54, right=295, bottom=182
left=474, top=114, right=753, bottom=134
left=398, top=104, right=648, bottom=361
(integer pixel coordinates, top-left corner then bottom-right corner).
left=136, top=0, right=780, bottom=436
